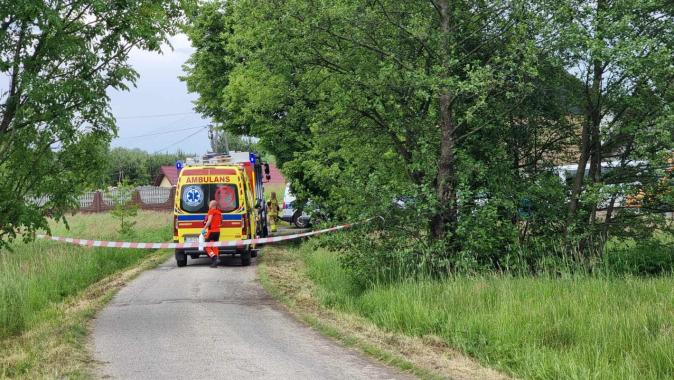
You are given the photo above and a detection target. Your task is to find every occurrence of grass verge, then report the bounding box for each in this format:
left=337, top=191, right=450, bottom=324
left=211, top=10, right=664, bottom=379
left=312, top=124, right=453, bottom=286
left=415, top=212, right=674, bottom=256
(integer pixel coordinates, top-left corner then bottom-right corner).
left=0, top=211, right=172, bottom=378
left=278, top=240, right=674, bottom=380
left=258, top=243, right=509, bottom=380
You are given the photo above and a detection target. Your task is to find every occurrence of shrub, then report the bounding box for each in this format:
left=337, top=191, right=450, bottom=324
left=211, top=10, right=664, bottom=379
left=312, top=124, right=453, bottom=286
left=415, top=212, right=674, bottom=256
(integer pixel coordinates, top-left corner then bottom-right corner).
left=107, top=181, right=139, bottom=237
left=604, top=237, right=674, bottom=276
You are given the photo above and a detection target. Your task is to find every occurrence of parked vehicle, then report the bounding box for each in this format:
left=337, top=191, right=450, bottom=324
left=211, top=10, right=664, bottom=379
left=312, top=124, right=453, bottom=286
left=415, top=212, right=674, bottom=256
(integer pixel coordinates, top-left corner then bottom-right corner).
left=173, top=152, right=268, bottom=267
left=281, top=183, right=312, bottom=228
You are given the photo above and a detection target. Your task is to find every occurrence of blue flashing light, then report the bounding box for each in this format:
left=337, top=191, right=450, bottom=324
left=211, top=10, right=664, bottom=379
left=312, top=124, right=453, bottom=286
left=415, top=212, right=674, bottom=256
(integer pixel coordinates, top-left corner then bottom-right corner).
left=249, top=153, right=256, bottom=164
left=176, top=160, right=183, bottom=171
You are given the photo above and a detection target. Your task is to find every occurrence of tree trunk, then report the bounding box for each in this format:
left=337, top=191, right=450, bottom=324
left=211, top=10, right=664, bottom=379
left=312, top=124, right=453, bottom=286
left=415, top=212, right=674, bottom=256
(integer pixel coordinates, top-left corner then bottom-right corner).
left=432, top=92, right=458, bottom=239
left=0, top=23, right=26, bottom=134
left=600, top=142, right=634, bottom=255
left=567, top=0, right=605, bottom=231
left=587, top=56, right=604, bottom=226
left=567, top=121, right=591, bottom=220
left=430, top=0, right=459, bottom=241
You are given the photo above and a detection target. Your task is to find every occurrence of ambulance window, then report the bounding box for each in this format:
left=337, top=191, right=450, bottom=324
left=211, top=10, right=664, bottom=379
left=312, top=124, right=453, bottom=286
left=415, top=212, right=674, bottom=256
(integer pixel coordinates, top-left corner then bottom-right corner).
left=180, top=184, right=239, bottom=213
left=181, top=184, right=207, bottom=213
left=213, top=184, right=238, bottom=212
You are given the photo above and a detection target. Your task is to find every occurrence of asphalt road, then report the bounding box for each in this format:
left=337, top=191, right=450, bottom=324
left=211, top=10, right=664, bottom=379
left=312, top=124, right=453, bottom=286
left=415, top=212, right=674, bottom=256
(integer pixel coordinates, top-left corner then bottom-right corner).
left=92, top=253, right=412, bottom=380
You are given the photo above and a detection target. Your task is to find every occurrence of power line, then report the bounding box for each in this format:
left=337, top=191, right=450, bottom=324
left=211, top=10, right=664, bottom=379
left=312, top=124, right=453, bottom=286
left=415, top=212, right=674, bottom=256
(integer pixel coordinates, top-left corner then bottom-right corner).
left=115, top=125, right=208, bottom=139
left=154, top=126, right=208, bottom=153
left=116, top=111, right=197, bottom=120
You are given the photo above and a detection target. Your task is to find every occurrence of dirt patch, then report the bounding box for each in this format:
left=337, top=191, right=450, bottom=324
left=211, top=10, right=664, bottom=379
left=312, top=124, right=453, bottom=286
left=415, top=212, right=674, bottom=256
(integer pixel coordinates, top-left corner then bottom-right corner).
left=258, top=245, right=512, bottom=380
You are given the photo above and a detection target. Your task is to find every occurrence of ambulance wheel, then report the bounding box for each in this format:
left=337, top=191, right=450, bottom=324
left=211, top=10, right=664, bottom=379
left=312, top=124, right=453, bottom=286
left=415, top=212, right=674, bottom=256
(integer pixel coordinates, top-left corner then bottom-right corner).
left=241, top=250, right=251, bottom=266
left=175, top=250, right=187, bottom=267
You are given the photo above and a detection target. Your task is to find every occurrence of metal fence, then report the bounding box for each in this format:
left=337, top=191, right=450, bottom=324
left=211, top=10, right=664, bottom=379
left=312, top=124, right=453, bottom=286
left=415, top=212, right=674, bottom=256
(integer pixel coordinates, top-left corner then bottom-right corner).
left=102, top=188, right=133, bottom=206
left=138, top=186, right=172, bottom=204
left=76, top=186, right=175, bottom=213
left=79, top=192, right=95, bottom=208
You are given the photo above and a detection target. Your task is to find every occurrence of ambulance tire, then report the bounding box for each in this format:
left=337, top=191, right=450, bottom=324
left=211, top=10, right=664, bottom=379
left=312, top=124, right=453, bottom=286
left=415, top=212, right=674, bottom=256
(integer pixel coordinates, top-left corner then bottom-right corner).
left=175, top=250, right=187, bottom=267
left=241, top=250, right=252, bottom=266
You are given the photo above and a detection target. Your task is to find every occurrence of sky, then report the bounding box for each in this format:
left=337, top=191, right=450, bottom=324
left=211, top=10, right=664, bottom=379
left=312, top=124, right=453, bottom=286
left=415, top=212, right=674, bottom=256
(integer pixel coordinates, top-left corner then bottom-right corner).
left=108, top=34, right=212, bottom=155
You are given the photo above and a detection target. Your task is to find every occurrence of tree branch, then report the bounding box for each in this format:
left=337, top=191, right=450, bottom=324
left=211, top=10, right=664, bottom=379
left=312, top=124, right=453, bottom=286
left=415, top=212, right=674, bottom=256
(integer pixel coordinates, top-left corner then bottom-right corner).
left=0, top=22, right=27, bottom=133
left=373, top=0, right=439, bottom=61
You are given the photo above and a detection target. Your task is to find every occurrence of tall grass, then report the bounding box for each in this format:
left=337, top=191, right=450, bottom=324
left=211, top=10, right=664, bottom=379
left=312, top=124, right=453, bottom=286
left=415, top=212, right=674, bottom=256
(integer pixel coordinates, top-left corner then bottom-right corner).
left=0, top=211, right=172, bottom=339
left=298, top=242, right=674, bottom=379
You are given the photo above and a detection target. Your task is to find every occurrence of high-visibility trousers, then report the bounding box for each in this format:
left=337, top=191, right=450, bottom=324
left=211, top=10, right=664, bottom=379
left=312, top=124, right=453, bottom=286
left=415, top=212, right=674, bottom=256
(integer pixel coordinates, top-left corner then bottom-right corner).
left=268, top=212, right=278, bottom=232
left=205, top=231, right=220, bottom=258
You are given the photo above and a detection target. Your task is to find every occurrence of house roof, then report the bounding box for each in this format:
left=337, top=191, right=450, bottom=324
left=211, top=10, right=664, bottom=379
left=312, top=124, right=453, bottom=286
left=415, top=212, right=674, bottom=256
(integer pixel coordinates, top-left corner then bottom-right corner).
left=154, top=166, right=179, bottom=186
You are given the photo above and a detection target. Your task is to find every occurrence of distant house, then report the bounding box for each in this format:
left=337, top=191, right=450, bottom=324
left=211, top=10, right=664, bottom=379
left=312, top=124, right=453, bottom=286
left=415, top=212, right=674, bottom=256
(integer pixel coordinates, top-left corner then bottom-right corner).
left=154, top=166, right=178, bottom=188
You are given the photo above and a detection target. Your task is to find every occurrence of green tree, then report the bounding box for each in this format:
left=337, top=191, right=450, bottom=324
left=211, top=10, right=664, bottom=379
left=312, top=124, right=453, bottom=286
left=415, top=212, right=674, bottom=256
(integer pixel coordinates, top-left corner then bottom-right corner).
left=107, top=181, right=139, bottom=237
left=546, top=0, right=674, bottom=254
left=185, top=0, right=544, bottom=240
left=105, top=147, right=188, bottom=187
left=209, top=128, right=258, bottom=154
left=107, top=148, right=151, bottom=185
left=0, top=1, right=189, bottom=249
left=183, top=0, right=672, bottom=275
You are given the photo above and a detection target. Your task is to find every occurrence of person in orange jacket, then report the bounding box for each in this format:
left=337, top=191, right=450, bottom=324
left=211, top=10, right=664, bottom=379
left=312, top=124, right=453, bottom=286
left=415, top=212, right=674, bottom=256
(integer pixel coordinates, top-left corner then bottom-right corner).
left=202, top=200, right=222, bottom=268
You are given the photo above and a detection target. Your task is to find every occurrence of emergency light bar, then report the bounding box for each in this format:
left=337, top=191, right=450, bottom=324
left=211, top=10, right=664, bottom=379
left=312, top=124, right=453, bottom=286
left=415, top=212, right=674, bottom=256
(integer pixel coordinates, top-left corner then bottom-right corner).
left=185, top=151, right=255, bottom=166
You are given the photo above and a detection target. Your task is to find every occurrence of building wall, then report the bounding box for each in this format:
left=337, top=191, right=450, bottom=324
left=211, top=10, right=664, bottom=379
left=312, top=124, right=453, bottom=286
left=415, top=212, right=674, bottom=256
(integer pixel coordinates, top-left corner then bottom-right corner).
left=159, top=176, right=172, bottom=188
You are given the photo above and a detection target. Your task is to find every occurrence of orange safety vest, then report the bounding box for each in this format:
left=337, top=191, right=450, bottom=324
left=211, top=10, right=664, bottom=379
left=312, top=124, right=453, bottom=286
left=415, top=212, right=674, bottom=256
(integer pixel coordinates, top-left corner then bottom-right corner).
left=206, top=208, right=222, bottom=232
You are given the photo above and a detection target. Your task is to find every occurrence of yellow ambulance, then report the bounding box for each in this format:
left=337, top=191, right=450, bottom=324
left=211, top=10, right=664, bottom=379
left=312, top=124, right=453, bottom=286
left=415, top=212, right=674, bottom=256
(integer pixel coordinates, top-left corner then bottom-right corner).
left=173, top=153, right=266, bottom=267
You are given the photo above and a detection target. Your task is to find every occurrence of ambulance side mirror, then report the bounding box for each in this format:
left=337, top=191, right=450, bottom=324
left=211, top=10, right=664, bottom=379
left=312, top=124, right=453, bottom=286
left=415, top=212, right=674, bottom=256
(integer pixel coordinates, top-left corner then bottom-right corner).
left=264, top=163, right=270, bottom=175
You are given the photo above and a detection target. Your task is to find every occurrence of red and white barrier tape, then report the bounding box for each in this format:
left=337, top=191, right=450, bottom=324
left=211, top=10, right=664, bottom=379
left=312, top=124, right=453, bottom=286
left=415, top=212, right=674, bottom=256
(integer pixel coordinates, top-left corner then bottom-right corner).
left=36, top=220, right=365, bottom=250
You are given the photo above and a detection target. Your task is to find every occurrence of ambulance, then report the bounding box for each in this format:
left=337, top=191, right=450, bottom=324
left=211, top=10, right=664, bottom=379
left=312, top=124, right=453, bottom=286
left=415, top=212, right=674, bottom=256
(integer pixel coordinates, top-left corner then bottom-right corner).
left=173, top=152, right=270, bottom=267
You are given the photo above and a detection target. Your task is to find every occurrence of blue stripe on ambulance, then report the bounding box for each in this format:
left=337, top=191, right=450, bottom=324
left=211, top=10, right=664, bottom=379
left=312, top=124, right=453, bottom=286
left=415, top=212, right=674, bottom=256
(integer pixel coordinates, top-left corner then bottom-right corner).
left=177, top=214, right=243, bottom=221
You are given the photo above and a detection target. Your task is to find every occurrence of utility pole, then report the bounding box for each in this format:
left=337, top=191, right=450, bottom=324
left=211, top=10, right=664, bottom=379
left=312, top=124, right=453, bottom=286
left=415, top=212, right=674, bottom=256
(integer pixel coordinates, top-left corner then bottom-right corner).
left=223, top=131, right=230, bottom=154
left=208, top=125, right=229, bottom=154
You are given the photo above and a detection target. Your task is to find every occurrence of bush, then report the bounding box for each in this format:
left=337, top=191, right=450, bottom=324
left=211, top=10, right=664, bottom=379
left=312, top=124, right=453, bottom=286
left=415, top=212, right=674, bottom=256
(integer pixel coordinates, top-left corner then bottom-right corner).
left=107, top=181, right=139, bottom=237
left=604, top=237, right=674, bottom=276
left=316, top=224, right=458, bottom=288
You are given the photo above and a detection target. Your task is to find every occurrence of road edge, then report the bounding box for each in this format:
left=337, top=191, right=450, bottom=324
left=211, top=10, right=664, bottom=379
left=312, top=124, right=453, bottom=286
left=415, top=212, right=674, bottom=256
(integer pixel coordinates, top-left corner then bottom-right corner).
left=257, top=244, right=511, bottom=380
left=0, top=250, right=170, bottom=379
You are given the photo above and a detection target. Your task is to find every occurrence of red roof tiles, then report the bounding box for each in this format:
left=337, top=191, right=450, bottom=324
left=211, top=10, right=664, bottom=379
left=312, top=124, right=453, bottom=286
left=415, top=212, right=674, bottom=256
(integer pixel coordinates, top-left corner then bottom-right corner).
left=154, top=166, right=179, bottom=186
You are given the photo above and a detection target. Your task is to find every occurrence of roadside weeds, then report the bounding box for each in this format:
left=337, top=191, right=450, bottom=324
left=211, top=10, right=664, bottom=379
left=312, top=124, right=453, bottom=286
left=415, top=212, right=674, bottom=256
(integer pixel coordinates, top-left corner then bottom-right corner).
left=258, top=244, right=511, bottom=380
left=0, top=250, right=169, bottom=379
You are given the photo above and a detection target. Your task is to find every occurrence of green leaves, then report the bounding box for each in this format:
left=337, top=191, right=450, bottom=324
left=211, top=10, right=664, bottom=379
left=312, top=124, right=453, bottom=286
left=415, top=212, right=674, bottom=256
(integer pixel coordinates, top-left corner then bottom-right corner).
left=0, top=0, right=190, bottom=249
left=183, top=0, right=673, bottom=273
left=107, top=181, right=139, bottom=237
